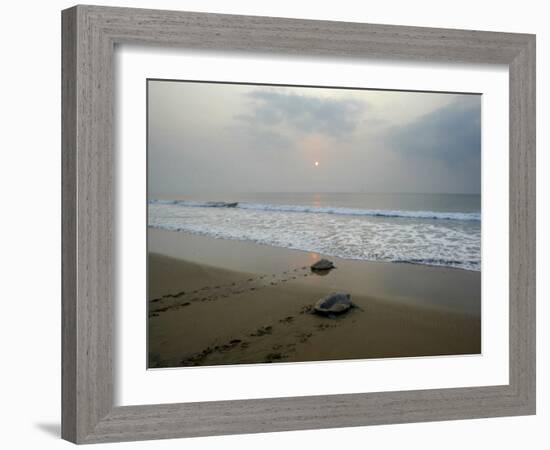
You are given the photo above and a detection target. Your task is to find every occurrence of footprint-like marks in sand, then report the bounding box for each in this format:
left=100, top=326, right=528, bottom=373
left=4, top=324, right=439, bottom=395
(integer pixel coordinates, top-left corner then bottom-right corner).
left=178, top=305, right=361, bottom=366
left=149, top=265, right=317, bottom=315
left=180, top=337, right=250, bottom=366
left=278, top=316, right=294, bottom=324
left=250, top=325, right=273, bottom=337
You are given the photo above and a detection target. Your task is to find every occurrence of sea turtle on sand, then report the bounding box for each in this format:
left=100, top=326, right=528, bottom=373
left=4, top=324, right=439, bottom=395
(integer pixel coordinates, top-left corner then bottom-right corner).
left=313, top=292, right=353, bottom=317
left=310, top=259, right=335, bottom=272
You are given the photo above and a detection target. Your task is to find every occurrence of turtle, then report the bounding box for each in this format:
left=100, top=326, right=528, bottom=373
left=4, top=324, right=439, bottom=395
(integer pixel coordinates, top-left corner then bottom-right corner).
left=313, top=292, right=353, bottom=317
left=310, top=259, right=335, bottom=272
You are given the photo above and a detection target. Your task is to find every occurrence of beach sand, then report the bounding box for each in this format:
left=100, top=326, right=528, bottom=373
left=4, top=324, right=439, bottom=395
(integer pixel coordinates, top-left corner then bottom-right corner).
left=148, top=229, right=481, bottom=368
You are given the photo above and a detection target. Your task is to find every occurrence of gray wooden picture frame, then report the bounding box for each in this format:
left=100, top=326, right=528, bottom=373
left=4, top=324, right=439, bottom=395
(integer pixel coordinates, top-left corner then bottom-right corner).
left=61, top=4, right=536, bottom=444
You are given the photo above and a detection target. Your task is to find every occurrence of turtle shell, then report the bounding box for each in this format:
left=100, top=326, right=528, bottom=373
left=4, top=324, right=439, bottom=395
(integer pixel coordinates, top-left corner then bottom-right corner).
left=310, top=259, right=335, bottom=271
left=314, top=292, right=353, bottom=315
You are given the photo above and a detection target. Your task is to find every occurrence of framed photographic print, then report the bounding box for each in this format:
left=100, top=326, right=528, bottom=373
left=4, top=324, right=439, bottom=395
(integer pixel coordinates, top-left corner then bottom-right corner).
left=62, top=5, right=536, bottom=444
left=146, top=80, right=483, bottom=368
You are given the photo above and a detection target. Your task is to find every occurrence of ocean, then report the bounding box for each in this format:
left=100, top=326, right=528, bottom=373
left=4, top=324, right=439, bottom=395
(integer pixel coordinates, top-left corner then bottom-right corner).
left=148, top=193, right=481, bottom=271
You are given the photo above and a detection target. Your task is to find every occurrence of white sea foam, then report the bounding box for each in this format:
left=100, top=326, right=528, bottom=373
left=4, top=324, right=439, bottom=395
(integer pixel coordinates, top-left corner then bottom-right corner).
left=148, top=201, right=481, bottom=271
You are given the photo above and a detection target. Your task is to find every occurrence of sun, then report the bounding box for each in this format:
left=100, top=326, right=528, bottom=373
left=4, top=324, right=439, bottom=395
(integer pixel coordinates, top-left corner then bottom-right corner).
left=314, top=161, right=319, bottom=167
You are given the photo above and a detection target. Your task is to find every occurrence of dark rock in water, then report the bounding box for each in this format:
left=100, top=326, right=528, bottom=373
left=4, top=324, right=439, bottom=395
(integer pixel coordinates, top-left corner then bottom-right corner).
left=204, top=201, right=238, bottom=208
left=314, top=292, right=353, bottom=316
left=310, top=259, right=335, bottom=272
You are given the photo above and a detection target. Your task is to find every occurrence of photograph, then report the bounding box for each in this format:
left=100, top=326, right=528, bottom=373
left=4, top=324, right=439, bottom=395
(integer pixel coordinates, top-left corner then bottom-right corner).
left=146, top=79, right=482, bottom=368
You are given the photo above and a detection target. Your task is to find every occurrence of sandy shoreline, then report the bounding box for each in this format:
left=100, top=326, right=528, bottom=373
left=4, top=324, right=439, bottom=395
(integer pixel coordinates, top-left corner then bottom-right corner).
left=148, top=229, right=481, bottom=368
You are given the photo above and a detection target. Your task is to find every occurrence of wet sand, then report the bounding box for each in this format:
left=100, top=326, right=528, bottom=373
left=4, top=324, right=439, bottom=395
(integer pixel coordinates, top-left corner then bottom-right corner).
left=148, top=229, right=481, bottom=368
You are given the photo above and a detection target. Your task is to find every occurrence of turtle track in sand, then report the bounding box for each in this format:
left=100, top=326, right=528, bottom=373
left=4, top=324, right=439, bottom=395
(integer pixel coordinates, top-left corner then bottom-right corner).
left=149, top=265, right=314, bottom=316
left=175, top=303, right=362, bottom=367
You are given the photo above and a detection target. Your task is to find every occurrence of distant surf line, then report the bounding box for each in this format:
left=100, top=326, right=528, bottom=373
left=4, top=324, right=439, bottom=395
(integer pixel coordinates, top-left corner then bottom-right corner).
left=148, top=199, right=481, bottom=222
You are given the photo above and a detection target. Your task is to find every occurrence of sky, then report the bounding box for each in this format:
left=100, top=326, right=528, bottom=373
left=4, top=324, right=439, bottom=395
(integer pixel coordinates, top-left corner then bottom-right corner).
left=148, top=80, right=481, bottom=197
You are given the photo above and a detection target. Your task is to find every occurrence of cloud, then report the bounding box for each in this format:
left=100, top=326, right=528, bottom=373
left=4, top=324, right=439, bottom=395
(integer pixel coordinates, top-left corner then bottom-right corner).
left=238, top=89, right=366, bottom=138
left=388, top=95, right=481, bottom=165
left=148, top=80, right=481, bottom=195
left=226, top=122, right=293, bottom=154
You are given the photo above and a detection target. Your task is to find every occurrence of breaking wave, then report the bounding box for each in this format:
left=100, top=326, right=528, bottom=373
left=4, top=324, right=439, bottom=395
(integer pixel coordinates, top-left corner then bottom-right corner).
left=148, top=199, right=480, bottom=222
left=148, top=200, right=481, bottom=271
